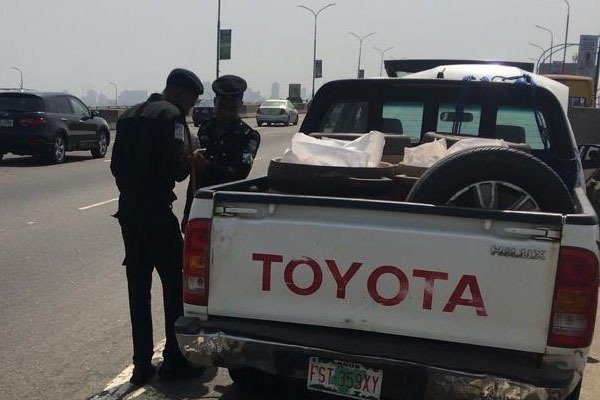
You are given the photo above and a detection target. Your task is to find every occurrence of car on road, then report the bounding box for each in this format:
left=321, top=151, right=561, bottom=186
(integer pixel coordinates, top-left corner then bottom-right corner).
left=256, top=99, right=299, bottom=127
left=177, top=63, right=599, bottom=400
left=192, top=99, right=214, bottom=127
left=0, top=91, right=110, bottom=164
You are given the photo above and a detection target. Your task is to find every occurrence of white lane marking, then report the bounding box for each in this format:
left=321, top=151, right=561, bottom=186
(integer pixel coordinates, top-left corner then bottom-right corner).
left=27, top=221, right=37, bottom=225
left=90, top=340, right=166, bottom=400
left=254, top=156, right=264, bottom=161
left=78, top=197, right=118, bottom=211
left=104, top=159, right=111, bottom=163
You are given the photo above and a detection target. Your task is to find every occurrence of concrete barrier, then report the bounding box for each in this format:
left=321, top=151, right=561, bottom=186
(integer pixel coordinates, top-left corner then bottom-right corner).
left=569, top=107, right=600, bottom=145
left=97, top=104, right=307, bottom=129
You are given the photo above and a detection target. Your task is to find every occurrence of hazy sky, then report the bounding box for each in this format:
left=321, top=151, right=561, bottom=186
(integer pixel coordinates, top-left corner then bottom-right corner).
left=1, top=0, right=598, bottom=100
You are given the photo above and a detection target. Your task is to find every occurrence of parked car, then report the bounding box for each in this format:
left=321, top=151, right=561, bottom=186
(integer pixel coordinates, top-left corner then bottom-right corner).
left=192, top=99, right=214, bottom=127
left=0, top=91, right=110, bottom=164
left=177, top=63, right=599, bottom=400
left=256, top=99, right=299, bottom=126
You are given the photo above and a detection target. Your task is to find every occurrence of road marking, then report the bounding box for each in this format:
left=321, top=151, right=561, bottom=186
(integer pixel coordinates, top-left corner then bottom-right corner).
left=89, top=340, right=166, bottom=400
left=78, top=197, right=118, bottom=211
left=104, top=159, right=111, bottom=163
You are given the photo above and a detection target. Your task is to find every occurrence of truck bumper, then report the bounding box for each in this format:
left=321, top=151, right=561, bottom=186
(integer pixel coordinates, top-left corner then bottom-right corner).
left=175, top=317, right=579, bottom=400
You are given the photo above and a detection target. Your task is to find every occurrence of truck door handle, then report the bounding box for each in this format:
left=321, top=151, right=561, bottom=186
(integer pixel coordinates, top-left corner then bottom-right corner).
left=215, top=206, right=259, bottom=216
left=504, top=227, right=561, bottom=240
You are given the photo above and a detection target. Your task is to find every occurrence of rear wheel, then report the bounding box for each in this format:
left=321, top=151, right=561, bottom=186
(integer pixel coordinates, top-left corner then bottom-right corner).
left=91, top=130, right=108, bottom=158
left=46, top=134, right=66, bottom=164
left=257, top=121, right=263, bottom=127
left=293, top=115, right=299, bottom=126
left=228, top=368, right=278, bottom=394
left=0, top=153, right=4, bottom=163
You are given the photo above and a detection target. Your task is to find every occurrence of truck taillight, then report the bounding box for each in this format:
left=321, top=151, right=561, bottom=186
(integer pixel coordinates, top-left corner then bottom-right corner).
left=548, top=246, right=599, bottom=348
left=183, top=218, right=211, bottom=306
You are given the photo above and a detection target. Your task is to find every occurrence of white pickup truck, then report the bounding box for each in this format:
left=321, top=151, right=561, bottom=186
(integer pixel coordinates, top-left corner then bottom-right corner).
left=176, top=63, right=600, bottom=400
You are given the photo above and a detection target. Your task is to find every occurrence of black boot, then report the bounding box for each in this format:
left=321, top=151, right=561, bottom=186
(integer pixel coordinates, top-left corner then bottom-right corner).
left=130, top=363, right=156, bottom=386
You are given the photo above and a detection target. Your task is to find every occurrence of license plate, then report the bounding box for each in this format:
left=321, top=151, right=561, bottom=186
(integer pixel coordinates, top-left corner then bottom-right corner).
left=307, top=357, right=383, bottom=400
left=0, top=119, right=13, bottom=128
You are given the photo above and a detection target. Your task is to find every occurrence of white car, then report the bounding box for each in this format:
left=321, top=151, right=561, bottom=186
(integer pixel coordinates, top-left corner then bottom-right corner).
left=256, top=99, right=299, bottom=127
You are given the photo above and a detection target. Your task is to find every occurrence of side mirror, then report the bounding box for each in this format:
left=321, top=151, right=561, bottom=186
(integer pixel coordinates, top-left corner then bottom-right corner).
left=579, top=144, right=600, bottom=169
left=91, top=110, right=100, bottom=117
left=440, top=111, right=474, bottom=122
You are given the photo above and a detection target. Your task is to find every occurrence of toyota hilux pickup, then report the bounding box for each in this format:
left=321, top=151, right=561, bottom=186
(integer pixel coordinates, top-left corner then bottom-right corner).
left=176, top=63, right=600, bottom=400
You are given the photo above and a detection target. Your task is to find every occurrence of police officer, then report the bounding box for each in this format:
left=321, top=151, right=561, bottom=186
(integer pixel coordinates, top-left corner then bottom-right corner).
left=182, top=75, right=261, bottom=228
left=111, top=68, right=204, bottom=385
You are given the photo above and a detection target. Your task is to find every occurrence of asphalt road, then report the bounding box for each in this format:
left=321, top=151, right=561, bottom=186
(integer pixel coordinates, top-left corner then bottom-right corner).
left=2, top=114, right=600, bottom=400
left=0, top=117, right=300, bottom=400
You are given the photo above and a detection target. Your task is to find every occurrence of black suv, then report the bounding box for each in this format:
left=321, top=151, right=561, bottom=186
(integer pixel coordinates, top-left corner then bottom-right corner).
left=0, top=91, right=110, bottom=164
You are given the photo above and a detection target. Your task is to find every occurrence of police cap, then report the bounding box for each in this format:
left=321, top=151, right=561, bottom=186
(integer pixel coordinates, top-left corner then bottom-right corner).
left=212, top=75, right=247, bottom=99
left=166, top=68, right=204, bottom=96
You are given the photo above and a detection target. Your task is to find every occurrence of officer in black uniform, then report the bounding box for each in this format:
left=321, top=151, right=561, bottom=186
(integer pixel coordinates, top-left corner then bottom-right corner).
left=182, top=75, right=261, bottom=228
left=110, top=68, right=204, bottom=385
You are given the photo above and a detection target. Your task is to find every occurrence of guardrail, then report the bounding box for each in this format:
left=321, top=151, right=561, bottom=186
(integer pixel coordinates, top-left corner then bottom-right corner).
left=97, top=103, right=308, bottom=129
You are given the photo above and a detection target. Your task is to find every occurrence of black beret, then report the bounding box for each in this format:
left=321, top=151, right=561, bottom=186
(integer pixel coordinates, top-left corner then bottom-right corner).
left=212, top=75, right=247, bottom=98
left=166, top=68, right=204, bottom=95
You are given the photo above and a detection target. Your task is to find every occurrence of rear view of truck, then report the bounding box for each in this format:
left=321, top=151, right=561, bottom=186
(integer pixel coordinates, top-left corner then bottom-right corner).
left=176, top=65, right=599, bottom=400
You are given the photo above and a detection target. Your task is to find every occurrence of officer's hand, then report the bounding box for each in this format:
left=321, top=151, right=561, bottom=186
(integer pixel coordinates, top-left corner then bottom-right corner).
left=193, top=150, right=210, bottom=172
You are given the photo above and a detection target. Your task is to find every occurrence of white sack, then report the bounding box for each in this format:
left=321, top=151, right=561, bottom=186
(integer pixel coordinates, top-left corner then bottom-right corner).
left=281, top=131, right=385, bottom=167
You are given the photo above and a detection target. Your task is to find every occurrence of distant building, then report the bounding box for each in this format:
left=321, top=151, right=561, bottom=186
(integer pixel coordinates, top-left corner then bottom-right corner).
left=301, top=87, right=307, bottom=100
left=97, top=93, right=109, bottom=107
left=270, top=82, right=280, bottom=99
left=82, top=90, right=98, bottom=107
left=243, top=87, right=264, bottom=104
left=118, top=90, right=148, bottom=106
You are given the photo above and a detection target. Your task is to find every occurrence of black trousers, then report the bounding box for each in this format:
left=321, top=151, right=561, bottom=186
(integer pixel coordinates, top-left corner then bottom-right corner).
left=118, top=205, right=186, bottom=367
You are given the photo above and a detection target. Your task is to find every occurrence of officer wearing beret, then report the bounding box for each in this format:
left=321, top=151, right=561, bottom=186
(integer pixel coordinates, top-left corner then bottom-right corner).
left=111, top=68, right=204, bottom=385
left=182, top=75, right=261, bottom=229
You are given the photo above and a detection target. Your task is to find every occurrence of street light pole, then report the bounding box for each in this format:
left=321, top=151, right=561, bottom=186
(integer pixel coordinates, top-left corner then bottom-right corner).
left=373, top=46, right=394, bottom=77
left=562, top=0, right=570, bottom=73
left=10, top=67, right=23, bottom=91
left=349, top=32, right=375, bottom=78
left=109, top=82, right=118, bottom=107
left=534, top=24, right=554, bottom=65
left=529, top=43, right=545, bottom=73
left=298, top=3, right=336, bottom=99
left=216, top=0, right=221, bottom=79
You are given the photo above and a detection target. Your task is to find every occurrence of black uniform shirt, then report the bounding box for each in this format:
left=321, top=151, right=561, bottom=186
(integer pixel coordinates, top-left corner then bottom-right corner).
left=111, top=94, right=189, bottom=212
left=183, top=117, right=260, bottom=216
left=197, top=117, right=260, bottom=187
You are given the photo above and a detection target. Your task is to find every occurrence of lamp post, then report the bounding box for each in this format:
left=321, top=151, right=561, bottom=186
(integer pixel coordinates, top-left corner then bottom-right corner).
left=529, top=43, right=545, bottom=72
left=374, top=46, right=394, bottom=77
left=562, top=0, right=571, bottom=73
left=109, top=82, right=118, bottom=107
left=349, top=32, right=375, bottom=78
left=10, top=67, right=23, bottom=91
left=216, top=0, right=221, bottom=79
left=534, top=24, right=554, bottom=65
left=297, top=3, right=336, bottom=99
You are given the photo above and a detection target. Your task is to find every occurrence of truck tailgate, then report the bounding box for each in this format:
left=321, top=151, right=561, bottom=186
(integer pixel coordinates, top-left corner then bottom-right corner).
left=207, top=202, right=561, bottom=353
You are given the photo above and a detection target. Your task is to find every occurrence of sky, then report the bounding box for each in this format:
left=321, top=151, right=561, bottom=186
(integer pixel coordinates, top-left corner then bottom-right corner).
left=1, top=0, right=598, bottom=101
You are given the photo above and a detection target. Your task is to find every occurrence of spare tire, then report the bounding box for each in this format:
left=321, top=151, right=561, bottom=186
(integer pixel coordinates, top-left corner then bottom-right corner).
left=407, top=147, right=575, bottom=214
